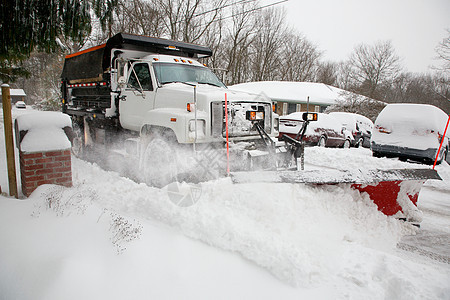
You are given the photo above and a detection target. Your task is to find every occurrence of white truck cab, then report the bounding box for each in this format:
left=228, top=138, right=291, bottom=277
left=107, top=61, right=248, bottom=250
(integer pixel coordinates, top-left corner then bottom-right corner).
left=61, top=33, right=279, bottom=185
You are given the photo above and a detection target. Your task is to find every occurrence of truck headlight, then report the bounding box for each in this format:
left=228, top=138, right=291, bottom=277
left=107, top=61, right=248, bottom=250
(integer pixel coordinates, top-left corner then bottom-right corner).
left=247, top=111, right=264, bottom=121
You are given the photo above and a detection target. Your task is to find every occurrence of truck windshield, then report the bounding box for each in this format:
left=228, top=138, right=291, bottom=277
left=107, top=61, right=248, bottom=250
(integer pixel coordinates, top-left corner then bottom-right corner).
left=153, top=62, right=226, bottom=88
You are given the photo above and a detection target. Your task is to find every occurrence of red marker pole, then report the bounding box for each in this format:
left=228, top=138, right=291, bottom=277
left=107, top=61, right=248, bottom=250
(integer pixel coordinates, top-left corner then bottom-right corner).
left=433, top=113, right=450, bottom=169
left=225, top=93, right=230, bottom=175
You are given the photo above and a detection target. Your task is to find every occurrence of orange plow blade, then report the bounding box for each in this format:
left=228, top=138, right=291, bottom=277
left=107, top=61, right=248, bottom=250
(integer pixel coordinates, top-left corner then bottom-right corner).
left=231, top=168, right=441, bottom=222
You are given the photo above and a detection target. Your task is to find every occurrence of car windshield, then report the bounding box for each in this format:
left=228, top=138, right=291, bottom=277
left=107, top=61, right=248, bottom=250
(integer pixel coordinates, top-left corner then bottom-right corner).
left=153, top=62, right=226, bottom=88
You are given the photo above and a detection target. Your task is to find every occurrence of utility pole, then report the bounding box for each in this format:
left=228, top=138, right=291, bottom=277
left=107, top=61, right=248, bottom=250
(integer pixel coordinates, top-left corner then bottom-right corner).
left=2, top=84, right=18, bottom=198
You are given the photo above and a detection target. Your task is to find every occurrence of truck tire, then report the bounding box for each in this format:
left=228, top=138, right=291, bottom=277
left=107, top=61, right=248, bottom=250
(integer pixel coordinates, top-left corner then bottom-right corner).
left=142, top=130, right=179, bottom=187
left=71, top=121, right=84, bottom=158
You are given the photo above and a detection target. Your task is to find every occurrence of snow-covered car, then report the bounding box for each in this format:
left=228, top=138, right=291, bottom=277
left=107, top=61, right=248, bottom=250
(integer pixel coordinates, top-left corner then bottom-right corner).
left=329, top=112, right=374, bottom=148
left=15, top=101, right=26, bottom=109
left=279, top=112, right=351, bottom=148
left=371, top=103, right=449, bottom=164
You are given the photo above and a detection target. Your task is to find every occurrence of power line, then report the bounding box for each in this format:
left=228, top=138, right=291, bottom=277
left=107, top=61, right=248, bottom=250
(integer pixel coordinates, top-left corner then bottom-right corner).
left=174, top=0, right=288, bottom=25
left=193, top=0, right=258, bottom=18
left=209, top=0, right=289, bottom=23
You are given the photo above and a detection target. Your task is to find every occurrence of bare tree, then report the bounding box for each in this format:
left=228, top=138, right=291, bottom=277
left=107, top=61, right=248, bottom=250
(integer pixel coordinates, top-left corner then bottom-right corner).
left=279, top=31, right=321, bottom=82
left=216, top=0, right=259, bottom=85
left=113, top=0, right=165, bottom=37
left=384, top=72, right=449, bottom=113
left=434, top=29, right=450, bottom=75
left=325, top=91, right=386, bottom=122
left=156, top=0, right=227, bottom=43
left=348, top=41, right=402, bottom=100
left=335, top=61, right=355, bottom=91
left=315, top=61, right=337, bottom=86
left=15, top=51, right=64, bottom=110
left=250, top=7, right=287, bottom=81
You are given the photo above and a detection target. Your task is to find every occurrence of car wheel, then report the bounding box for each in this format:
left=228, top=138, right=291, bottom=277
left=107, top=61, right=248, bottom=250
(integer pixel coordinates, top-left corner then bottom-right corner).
left=445, top=147, right=449, bottom=163
left=434, top=147, right=446, bottom=165
left=318, top=136, right=326, bottom=147
left=343, top=139, right=351, bottom=149
left=355, top=138, right=363, bottom=148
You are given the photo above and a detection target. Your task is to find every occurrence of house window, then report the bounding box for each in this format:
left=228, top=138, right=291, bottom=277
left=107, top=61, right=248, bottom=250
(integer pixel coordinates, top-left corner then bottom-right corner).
left=287, top=103, right=297, bottom=114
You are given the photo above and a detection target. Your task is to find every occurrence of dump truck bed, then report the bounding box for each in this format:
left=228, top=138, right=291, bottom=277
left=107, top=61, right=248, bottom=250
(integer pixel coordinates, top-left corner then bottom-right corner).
left=61, top=33, right=213, bottom=84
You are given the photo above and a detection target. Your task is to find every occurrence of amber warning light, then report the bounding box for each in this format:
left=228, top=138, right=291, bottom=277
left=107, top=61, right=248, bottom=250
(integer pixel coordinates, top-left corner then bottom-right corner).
left=302, top=112, right=318, bottom=122
left=247, top=111, right=264, bottom=121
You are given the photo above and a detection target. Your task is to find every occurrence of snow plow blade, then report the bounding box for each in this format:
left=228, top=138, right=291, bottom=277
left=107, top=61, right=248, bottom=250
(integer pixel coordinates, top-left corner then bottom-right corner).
left=231, top=168, right=441, bottom=220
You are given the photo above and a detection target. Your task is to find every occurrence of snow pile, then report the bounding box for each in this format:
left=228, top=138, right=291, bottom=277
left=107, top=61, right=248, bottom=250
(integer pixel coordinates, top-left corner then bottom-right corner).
left=72, top=158, right=415, bottom=287
left=15, top=112, right=72, bottom=152
left=302, top=146, right=431, bottom=171
left=372, top=103, right=449, bottom=150
left=0, top=157, right=449, bottom=298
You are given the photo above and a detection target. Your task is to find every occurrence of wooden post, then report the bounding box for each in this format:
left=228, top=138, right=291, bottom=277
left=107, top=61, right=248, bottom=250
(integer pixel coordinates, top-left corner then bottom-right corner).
left=1, top=84, right=18, bottom=198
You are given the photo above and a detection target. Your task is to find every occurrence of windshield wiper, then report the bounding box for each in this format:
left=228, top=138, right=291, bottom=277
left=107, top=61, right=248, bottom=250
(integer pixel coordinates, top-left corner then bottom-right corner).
left=161, top=81, right=181, bottom=85
left=198, top=82, right=222, bottom=88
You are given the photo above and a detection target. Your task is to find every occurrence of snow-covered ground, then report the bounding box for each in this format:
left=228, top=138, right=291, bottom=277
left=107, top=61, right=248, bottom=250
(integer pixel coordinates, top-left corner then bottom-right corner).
left=0, top=107, right=449, bottom=299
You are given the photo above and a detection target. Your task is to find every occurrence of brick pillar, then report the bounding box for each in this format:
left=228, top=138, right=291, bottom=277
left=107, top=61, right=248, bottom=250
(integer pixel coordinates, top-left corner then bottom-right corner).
left=20, top=149, right=72, bottom=197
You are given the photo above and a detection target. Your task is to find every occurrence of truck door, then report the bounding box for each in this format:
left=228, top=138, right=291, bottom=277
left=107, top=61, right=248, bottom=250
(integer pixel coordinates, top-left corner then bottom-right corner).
left=119, top=62, right=156, bottom=131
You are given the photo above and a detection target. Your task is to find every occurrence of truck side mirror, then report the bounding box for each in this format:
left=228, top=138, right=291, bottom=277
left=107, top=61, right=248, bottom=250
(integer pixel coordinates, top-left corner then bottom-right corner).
left=302, top=112, right=318, bottom=121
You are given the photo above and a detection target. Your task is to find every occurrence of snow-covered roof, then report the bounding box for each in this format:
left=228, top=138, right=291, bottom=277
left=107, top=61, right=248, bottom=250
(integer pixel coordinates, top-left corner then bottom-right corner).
left=0, top=88, right=26, bottom=97
left=229, top=81, right=345, bottom=106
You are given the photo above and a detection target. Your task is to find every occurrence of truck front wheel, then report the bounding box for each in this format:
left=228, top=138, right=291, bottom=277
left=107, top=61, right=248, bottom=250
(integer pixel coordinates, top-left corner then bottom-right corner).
left=71, top=120, right=84, bottom=158
left=141, top=132, right=179, bottom=187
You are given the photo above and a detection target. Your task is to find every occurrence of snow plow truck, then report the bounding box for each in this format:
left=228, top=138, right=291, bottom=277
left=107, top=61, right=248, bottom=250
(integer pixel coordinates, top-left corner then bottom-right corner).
left=61, top=33, right=441, bottom=224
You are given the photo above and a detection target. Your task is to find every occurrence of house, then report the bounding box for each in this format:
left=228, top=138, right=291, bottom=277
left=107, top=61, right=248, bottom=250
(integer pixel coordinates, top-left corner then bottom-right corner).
left=0, top=88, right=27, bottom=105
left=230, top=81, right=346, bottom=115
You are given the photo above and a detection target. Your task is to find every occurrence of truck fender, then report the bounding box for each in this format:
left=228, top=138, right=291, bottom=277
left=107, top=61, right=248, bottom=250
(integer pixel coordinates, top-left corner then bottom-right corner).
left=141, top=108, right=208, bottom=144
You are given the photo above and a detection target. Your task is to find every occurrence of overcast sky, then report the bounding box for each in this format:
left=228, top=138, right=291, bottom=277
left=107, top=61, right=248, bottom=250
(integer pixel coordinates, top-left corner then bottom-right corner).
left=269, top=0, right=450, bottom=73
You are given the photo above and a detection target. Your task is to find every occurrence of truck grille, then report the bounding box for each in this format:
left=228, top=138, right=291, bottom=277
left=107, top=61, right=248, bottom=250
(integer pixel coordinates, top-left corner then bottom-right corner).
left=211, top=101, right=271, bottom=138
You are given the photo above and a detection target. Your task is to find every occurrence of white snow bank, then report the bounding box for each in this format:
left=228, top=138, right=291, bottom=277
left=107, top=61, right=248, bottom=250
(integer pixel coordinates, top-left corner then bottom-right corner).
left=15, top=112, right=72, bottom=152
left=303, top=146, right=431, bottom=171
left=1, top=160, right=449, bottom=299
left=71, top=159, right=416, bottom=287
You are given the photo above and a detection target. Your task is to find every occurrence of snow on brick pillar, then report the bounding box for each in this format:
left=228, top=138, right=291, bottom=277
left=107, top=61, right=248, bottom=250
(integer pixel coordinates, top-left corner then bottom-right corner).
left=15, top=112, right=73, bottom=197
